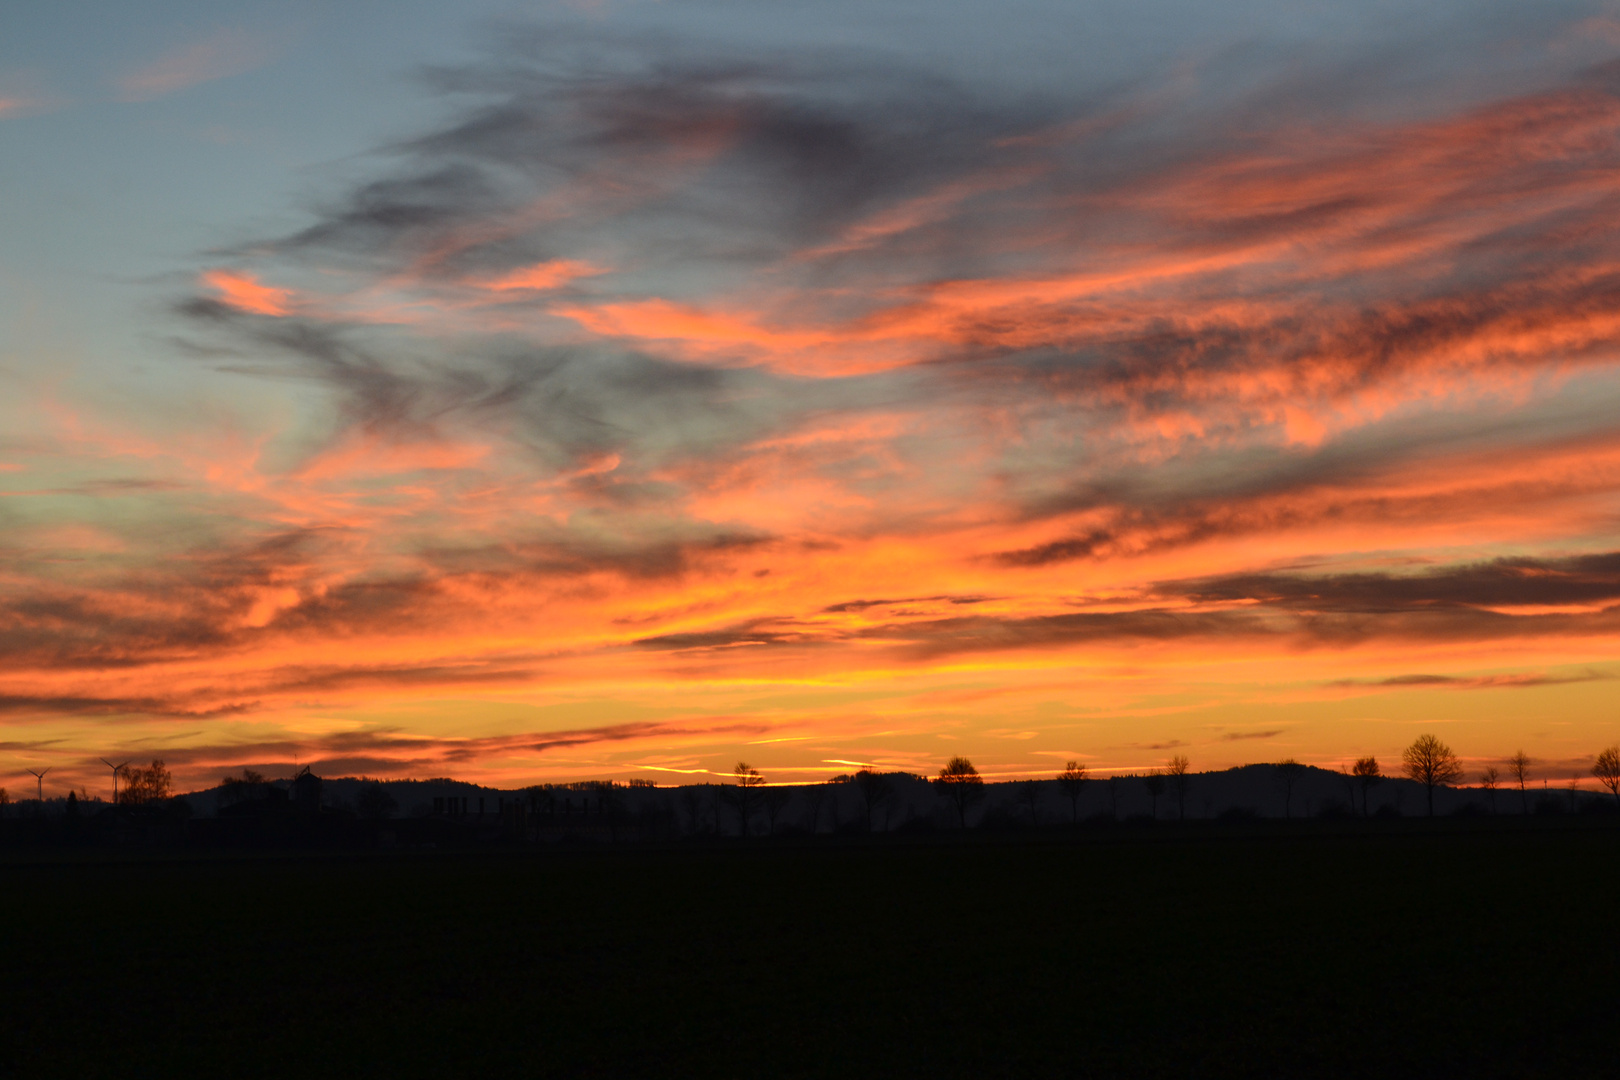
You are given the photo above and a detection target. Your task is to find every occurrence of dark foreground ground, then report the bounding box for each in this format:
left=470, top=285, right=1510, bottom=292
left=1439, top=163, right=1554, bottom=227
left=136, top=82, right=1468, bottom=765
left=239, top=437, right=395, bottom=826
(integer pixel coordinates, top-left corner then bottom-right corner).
left=1, top=820, right=1615, bottom=1078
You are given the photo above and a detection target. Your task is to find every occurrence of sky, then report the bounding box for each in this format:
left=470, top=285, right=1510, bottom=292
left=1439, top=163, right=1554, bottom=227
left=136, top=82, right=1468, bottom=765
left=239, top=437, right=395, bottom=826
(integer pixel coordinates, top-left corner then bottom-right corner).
left=4, top=0, right=1620, bottom=797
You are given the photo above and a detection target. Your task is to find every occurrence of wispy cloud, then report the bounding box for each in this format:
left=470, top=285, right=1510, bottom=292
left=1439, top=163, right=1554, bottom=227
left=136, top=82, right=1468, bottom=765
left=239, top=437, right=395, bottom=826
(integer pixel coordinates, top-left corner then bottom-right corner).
left=8, top=10, right=1620, bottom=783
left=118, top=29, right=278, bottom=102
left=1327, top=671, right=1611, bottom=692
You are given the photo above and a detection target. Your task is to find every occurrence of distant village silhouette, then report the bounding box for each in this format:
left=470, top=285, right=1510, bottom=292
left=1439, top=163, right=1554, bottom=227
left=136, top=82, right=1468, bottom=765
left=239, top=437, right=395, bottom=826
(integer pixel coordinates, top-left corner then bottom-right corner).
left=4, top=738, right=1618, bottom=849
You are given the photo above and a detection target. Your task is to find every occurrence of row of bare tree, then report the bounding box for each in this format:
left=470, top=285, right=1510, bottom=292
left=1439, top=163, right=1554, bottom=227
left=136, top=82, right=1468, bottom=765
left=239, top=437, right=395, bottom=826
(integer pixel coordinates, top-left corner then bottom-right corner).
left=703, top=738, right=1620, bottom=833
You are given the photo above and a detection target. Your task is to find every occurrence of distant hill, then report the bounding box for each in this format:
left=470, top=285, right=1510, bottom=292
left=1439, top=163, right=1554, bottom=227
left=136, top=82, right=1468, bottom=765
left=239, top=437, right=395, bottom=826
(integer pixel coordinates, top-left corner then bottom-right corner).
left=172, top=763, right=1605, bottom=833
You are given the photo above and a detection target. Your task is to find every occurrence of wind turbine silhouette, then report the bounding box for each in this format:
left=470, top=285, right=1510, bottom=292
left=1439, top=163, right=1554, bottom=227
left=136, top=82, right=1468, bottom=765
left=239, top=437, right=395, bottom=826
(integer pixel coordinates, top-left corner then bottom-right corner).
left=101, top=759, right=129, bottom=805
left=26, top=767, right=49, bottom=803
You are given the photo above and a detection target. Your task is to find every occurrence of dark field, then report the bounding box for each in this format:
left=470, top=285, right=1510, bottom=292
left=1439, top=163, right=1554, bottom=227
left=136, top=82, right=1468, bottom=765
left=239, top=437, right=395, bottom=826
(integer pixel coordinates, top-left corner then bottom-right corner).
left=2, top=822, right=1615, bottom=1078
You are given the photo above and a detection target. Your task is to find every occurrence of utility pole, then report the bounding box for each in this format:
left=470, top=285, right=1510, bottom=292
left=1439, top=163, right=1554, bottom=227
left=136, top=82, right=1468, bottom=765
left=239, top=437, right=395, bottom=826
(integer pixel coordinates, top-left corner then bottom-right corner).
left=100, top=759, right=129, bottom=805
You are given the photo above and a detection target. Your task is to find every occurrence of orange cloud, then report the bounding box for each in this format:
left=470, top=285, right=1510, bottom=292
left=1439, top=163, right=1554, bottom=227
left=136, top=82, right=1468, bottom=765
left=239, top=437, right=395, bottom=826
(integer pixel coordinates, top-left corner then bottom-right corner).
left=19, top=30, right=1620, bottom=791
left=201, top=269, right=292, bottom=316
left=473, top=260, right=606, bottom=293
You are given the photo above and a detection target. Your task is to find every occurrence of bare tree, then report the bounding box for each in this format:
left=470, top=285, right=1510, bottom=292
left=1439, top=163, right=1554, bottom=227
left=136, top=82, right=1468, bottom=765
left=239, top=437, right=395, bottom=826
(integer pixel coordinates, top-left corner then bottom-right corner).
left=935, top=756, right=985, bottom=828
left=1338, top=765, right=1358, bottom=814
left=1351, top=757, right=1382, bottom=817
left=802, top=783, right=829, bottom=835
left=853, top=769, right=894, bottom=832
left=762, top=786, right=792, bottom=835
left=1057, top=761, right=1089, bottom=824
left=706, top=782, right=726, bottom=835
left=1593, top=746, right=1620, bottom=809
left=1402, top=735, right=1463, bottom=817
left=679, top=786, right=706, bottom=835
left=1274, top=759, right=1306, bottom=819
left=118, top=760, right=172, bottom=806
left=1166, top=755, right=1192, bottom=821
left=1142, top=770, right=1165, bottom=819
left=1507, top=750, right=1532, bottom=815
left=1478, top=766, right=1501, bottom=815
left=1016, top=780, right=1043, bottom=827
left=729, top=763, right=765, bottom=836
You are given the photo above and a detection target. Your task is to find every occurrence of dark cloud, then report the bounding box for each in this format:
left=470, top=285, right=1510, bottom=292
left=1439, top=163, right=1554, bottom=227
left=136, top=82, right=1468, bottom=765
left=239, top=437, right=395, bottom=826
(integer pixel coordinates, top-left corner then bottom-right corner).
left=633, top=619, right=811, bottom=652
left=820, top=594, right=992, bottom=613
left=1219, top=730, right=1283, bottom=741
left=633, top=552, right=1620, bottom=661
left=65, top=716, right=774, bottom=781
left=0, top=524, right=771, bottom=686
left=1327, top=671, right=1609, bottom=691
left=0, top=694, right=253, bottom=719
left=1177, top=553, right=1620, bottom=611
left=176, top=19, right=1620, bottom=529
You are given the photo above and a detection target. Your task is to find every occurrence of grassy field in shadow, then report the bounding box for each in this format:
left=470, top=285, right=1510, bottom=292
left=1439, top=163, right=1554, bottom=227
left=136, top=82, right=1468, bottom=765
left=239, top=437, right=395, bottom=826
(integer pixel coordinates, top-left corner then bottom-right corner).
left=1, top=820, right=1614, bottom=1078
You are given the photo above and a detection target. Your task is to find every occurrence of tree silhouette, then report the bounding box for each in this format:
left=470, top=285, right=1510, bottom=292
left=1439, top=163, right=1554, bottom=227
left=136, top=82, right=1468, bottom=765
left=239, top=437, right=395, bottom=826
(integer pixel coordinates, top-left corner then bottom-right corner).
left=118, top=760, right=172, bottom=806
left=1402, top=734, right=1463, bottom=817
left=1274, top=759, right=1306, bottom=819
left=762, top=786, right=791, bottom=835
left=1507, top=750, right=1532, bottom=815
left=1056, top=761, right=1089, bottom=824
left=1016, top=780, right=1042, bottom=827
left=1166, top=755, right=1191, bottom=821
left=678, top=786, right=706, bottom=835
left=1337, top=764, right=1358, bottom=814
left=1142, top=770, right=1165, bottom=819
left=357, top=781, right=398, bottom=820
left=1107, top=775, right=1121, bottom=821
left=853, top=769, right=893, bottom=832
left=802, top=783, right=829, bottom=835
left=218, top=769, right=269, bottom=808
left=1593, top=746, right=1620, bottom=808
left=1478, top=766, right=1501, bottom=815
left=1351, top=757, right=1381, bottom=817
left=934, top=757, right=985, bottom=828
left=729, top=763, right=765, bottom=836
left=706, top=783, right=725, bottom=835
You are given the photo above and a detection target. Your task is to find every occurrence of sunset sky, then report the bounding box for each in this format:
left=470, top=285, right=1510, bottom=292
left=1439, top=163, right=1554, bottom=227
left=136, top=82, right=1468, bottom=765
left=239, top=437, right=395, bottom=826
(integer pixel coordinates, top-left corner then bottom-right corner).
left=5, top=0, right=1620, bottom=796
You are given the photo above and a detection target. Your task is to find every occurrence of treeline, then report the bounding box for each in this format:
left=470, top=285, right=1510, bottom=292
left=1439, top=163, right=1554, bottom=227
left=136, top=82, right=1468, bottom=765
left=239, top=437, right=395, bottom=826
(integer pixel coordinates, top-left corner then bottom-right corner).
left=658, top=737, right=1620, bottom=838
left=3, top=738, right=1617, bottom=845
